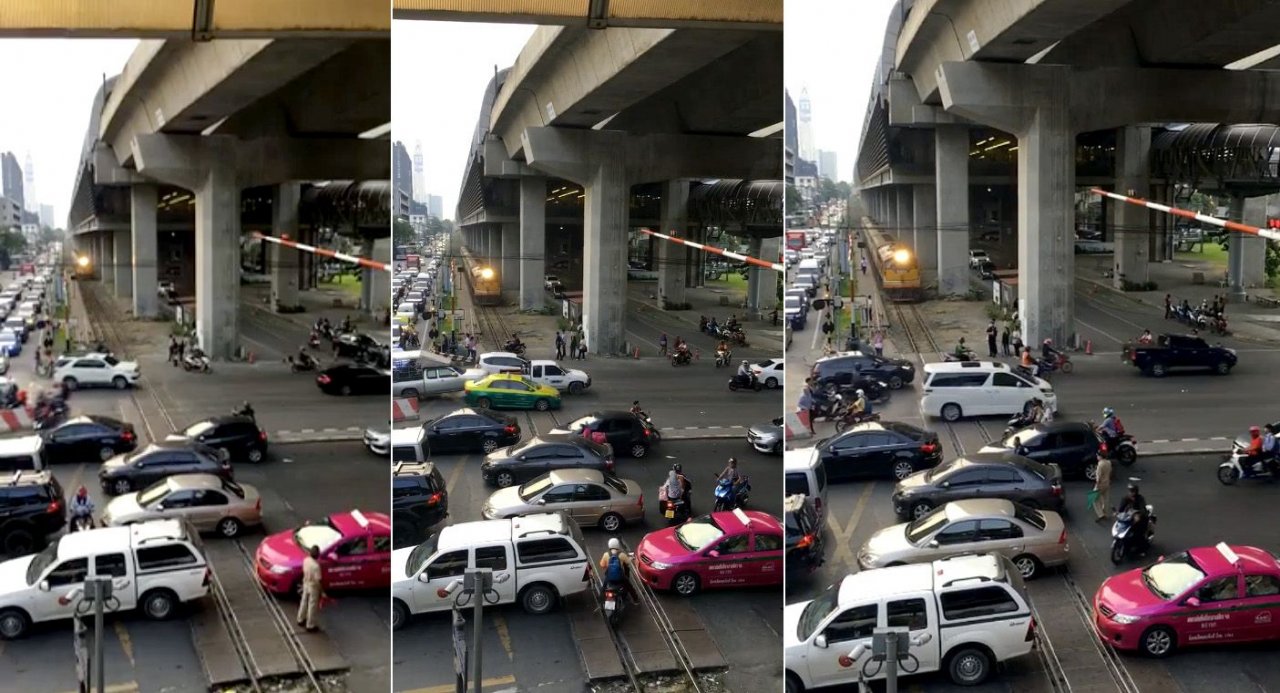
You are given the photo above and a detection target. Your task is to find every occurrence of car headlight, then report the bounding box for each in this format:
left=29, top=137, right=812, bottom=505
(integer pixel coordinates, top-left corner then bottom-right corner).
left=268, top=564, right=291, bottom=575
left=1110, top=613, right=1142, bottom=625
left=650, top=561, right=672, bottom=570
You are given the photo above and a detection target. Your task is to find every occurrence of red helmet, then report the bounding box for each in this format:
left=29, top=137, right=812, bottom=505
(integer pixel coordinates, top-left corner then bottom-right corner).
left=1251, top=426, right=1262, bottom=434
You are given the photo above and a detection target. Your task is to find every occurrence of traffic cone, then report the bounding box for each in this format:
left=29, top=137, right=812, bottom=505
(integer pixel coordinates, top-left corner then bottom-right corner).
left=247, top=350, right=256, bottom=364
left=1084, top=339, right=1093, bottom=355
left=633, top=347, right=640, bottom=359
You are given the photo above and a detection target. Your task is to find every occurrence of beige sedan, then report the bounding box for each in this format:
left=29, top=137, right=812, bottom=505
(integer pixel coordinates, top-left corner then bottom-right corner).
left=102, top=473, right=262, bottom=538
left=857, top=498, right=1068, bottom=579
left=482, top=469, right=643, bottom=532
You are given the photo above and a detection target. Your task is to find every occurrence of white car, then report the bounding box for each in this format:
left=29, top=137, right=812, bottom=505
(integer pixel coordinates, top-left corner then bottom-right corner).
left=751, top=358, right=784, bottom=389
left=968, top=249, right=989, bottom=268
left=0, top=330, right=19, bottom=357
left=54, top=354, right=141, bottom=391
left=476, top=352, right=528, bottom=376
left=527, top=360, right=590, bottom=394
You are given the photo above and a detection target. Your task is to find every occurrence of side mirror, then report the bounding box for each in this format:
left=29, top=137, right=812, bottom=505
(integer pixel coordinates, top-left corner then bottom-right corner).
left=928, top=540, right=940, bottom=548
left=940, top=482, right=950, bottom=488
left=814, top=633, right=828, bottom=649
left=1186, top=596, right=1201, bottom=608
left=417, top=572, right=430, bottom=583
left=708, top=550, right=721, bottom=559
left=38, top=580, right=49, bottom=592
left=518, top=455, right=526, bottom=461
left=535, top=499, right=546, bottom=505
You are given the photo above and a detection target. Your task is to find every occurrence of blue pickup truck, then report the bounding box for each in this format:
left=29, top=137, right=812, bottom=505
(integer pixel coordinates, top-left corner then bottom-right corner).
left=1129, top=333, right=1237, bottom=377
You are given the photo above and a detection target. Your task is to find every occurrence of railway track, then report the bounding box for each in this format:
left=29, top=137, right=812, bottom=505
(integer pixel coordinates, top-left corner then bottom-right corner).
left=1059, top=570, right=1141, bottom=693
left=232, top=540, right=324, bottom=692
left=205, top=554, right=265, bottom=693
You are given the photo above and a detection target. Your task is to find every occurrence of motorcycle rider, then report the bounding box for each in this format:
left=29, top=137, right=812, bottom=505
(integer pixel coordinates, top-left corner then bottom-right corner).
left=70, top=486, right=94, bottom=527
left=952, top=338, right=971, bottom=360
left=297, top=346, right=316, bottom=369
left=716, top=457, right=742, bottom=484
left=506, top=333, right=524, bottom=352
left=1099, top=407, right=1124, bottom=450
left=599, top=537, right=634, bottom=602
left=1264, top=424, right=1278, bottom=468
left=736, top=360, right=754, bottom=386
left=1116, top=482, right=1151, bottom=555
left=1137, top=329, right=1154, bottom=345
left=630, top=401, right=645, bottom=418
left=1011, top=436, right=1030, bottom=457
left=237, top=401, right=256, bottom=420
left=1041, top=338, right=1058, bottom=366
left=849, top=388, right=870, bottom=420
left=1242, top=425, right=1266, bottom=474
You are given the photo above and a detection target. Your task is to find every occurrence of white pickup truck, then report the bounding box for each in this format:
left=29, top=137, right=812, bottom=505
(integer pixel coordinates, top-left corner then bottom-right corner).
left=527, top=360, right=591, bottom=395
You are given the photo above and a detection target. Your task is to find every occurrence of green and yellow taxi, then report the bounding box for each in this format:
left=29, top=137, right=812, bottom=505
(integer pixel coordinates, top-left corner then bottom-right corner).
left=464, top=373, right=562, bottom=411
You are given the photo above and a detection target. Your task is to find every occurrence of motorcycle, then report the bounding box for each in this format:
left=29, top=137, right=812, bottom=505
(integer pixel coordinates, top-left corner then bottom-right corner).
left=504, top=341, right=527, bottom=356
left=659, top=496, right=690, bottom=527
left=728, top=373, right=762, bottom=392
left=1110, top=505, right=1156, bottom=564
left=670, top=350, right=692, bottom=367
left=1218, top=445, right=1279, bottom=485
left=181, top=352, right=211, bottom=373
left=834, top=409, right=881, bottom=434
left=1047, top=351, right=1074, bottom=374
left=714, top=349, right=732, bottom=368
left=70, top=513, right=95, bottom=533
left=308, top=331, right=321, bottom=349
left=725, top=329, right=748, bottom=347
left=713, top=476, right=751, bottom=512
left=287, top=355, right=318, bottom=373
left=810, top=393, right=846, bottom=422
left=1094, top=428, right=1138, bottom=466
left=943, top=349, right=978, bottom=363
left=1003, top=412, right=1037, bottom=439
left=602, top=582, right=627, bottom=625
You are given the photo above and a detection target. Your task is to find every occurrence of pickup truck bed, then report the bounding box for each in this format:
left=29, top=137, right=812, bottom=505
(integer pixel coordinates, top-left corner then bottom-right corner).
left=1130, top=334, right=1236, bottom=377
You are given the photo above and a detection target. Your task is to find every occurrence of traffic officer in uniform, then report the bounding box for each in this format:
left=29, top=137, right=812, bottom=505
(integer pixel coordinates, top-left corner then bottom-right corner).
left=296, top=545, right=324, bottom=632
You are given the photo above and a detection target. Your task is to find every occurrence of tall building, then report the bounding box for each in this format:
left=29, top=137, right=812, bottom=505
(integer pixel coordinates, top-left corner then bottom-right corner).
left=784, top=90, right=797, bottom=186
left=428, top=194, right=443, bottom=219
left=412, top=141, right=427, bottom=204
left=391, top=141, right=413, bottom=214
left=22, top=152, right=36, bottom=214
left=39, top=204, right=53, bottom=228
left=797, top=88, right=817, bottom=163
left=818, top=150, right=838, bottom=181
left=0, top=196, right=21, bottom=229
left=0, top=153, right=23, bottom=211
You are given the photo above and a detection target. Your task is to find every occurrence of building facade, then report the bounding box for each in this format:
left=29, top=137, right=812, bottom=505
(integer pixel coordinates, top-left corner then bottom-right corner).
left=428, top=194, right=443, bottom=219
left=818, top=150, right=838, bottom=181
left=0, top=195, right=22, bottom=229
left=797, top=88, right=816, bottom=163
left=392, top=141, right=413, bottom=211
left=1, top=153, right=23, bottom=211
left=412, top=141, right=427, bottom=204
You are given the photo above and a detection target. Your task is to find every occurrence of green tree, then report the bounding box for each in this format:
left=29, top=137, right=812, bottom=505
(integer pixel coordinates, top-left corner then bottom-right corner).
left=393, top=218, right=416, bottom=247
left=0, top=229, right=26, bottom=255
left=785, top=184, right=803, bottom=214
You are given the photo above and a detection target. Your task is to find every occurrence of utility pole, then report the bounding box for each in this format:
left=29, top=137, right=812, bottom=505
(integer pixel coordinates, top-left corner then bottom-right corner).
left=70, top=576, right=113, bottom=693
left=467, top=567, right=492, bottom=693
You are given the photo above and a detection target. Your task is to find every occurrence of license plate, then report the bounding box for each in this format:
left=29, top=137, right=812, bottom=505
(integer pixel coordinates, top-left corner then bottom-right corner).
left=664, top=510, right=675, bottom=518
left=604, top=600, right=615, bottom=610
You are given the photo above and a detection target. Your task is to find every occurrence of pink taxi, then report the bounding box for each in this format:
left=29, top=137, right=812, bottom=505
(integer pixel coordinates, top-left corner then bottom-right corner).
left=1094, top=543, right=1280, bottom=657
left=634, top=508, right=782, bottom=596
left=255, top=509, right=391, bottom=594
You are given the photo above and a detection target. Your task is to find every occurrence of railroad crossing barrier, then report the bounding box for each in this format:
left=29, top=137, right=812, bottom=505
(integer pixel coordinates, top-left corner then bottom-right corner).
left=251, top=232, right=391, bottom=272
left=392, top=397, right=419, bottom=422
left=0, top=407, right=34, bottom=432
left=785, top=410, right=810, bottom=440
left=1090, top=188, right=1280, bottom=241
left=639, top=228, right=784, bottom=271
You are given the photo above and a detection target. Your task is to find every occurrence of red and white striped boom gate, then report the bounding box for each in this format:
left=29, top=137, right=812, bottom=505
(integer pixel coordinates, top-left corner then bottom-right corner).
left=1090, top=188, right=1280, bottom=242
left=251, top=232, right=392, bottom=272
left=639, top=228, right=784, bottom=272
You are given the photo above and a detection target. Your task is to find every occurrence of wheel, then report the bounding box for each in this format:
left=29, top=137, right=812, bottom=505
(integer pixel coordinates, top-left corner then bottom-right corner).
left=1, top=526, right=36, bottom=555
left=1012, top=554, right=1042, bottom=579
left=834, top=419, right=848, bottom=434
left=1110, top=540, right=1126, bottom=564
left=599, top=513, right=624, bottom=532
left=113, top=376, right=128, bottom=390
left=141, top=589, right=178, bottom=620
left=941, top=403, right=963, bottom=422
left=339, top=384, right=353, bottom=396
left=1217, top=465, right=1240, bottom=485
left=947, top=647, right=992, bottom=686
left=1141, top=626, right=1176, bottom=657
left=214, top=516, right=243, bottom=537
left=520, top=584, right=556, bottom=615
left=1060, top=360, right=1074, bottom=374
left=910, top=501, right=933, bottom=519
left=630, top=443, right=648, bottom=458
left=785, top=672, right=804, bottom=693
left=246, top=447, right=265, bottom=464
left=1116, top=446, right=1137, bottom=466
left=482, top=438, right=499, bottom=453
left=1215, top=361, right=1232, bottom=375
left=568, top=382, right=583, bottom=395
left=495, top=471, right=515, bottom=488
left=673, top=572, right=701, bottom=597
left=0, top=608, right=30, bottom=640
left=98, top=446, right=116, bottom=462
left=402, top=388, right=419, bottom=399
left=392, top=600, right=409, bottom=631
left=765, top=377, right=778, bottom=389
left=534, top=399, right=551, bottom=411
left=1151, top=363, right=1167, bottom=378
left=1084, top=461, right=1098, bottom=482
left=112, top=478, right=132, bottom=495
left=62, top=377, right=78, bottom=391
left=729, top=381, right=739, bottom=391
left=888, top=376, right=904, bottom=390
left=476, top=397, right=492, bottom=409
left=892, top=460, right=914, bottom=480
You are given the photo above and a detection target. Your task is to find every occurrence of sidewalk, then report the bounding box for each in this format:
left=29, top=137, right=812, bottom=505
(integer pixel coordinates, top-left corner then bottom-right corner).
left=240, top=282, right=383, bottom=334
left=626, top=280, right=785, bottom=354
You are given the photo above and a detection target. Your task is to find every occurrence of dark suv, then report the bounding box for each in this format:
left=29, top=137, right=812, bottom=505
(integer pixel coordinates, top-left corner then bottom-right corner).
left=481, top=436, right=614, bottom=488
left=392, top=462, right=448, bottom=549
left=890, top=452, right=1064, bottom=520
left=784, top=494, right=824, bottom=578
left=816, top=421, right=942, bottom=482
left=812, top=352, right=916, bottom=391
left=99, top=440, right=232, bottom=496
left=175, top=415, right=268, bottom=463
left=981, top=421, right=1102, bottom=479
left=0, top=470, right=66, bottom=556
left=549, top=411, right=659, bottom=458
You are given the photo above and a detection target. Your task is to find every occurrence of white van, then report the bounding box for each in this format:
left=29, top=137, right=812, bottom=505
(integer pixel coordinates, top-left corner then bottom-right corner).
left=919, top=361, right=1056, bottom=422
left=390, top=426, right=426, bottom=462
left=0, top=435, right=49, bottom=472
left=391, top=512, right=590, bottom=628
left=784, top=448, right=828, bottom=524
left=785, top=553, right=1035, bottom=690
left=0, top=519, right=210, bottom=639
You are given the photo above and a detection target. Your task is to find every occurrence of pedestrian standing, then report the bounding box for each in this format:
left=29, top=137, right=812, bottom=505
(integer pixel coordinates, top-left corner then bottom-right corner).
left=986, top=319, right=998, bottom=357
left=658, top=332, right=668, bottom=357
left=466, top=334, right=477, bottom=362
left=168, top=336, right=179, bottom=365
left=872, top=329, right=884, bottom=357
left=177, top=338, right=186, bottom=364
left=1011, top=329, right=1023, bottom=357
left=555, top=331, right=566, bottom=359
left=799, top=379, right=817, bottom=434
left=569, top=331, right=580, bottom=360
left=1001, top=325, right=1011, bottom=356
left=296, top=545, right=325, bottom=632
left=821, top=315, right=834, bottom=337
left=1092, top=453, right=1113, bottom=522
left=577, top=338, right=588, bottom=360
left=1163, top=293, right=1172, bottom=320
left=860, top=256, right=868, bottom=276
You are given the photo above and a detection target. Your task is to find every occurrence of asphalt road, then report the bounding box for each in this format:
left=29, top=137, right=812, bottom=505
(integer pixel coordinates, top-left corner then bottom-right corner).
left=0, top=441, right=389, bottom=693
left=393, top=439, right=783, bottom=693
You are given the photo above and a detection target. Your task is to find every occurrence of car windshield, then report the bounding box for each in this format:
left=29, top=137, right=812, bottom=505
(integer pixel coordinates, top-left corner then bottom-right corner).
left=137, top=479, right=173, bottom=506
left=798, top=584, right=840, bottom=640
left=518, top=476, right=555, bottom=501
left=1142, top=552, right=1207, bottom=600
left=223, top=479, right=246, bottom=499
left=675, top=516, right=725, bottom=552
left=1002, top=430, right=1041, bottom=447
left=406, top=534, right=440, bottom=578
left=905, top=507, right=949, bottom=544
left=294, top=520, right=343, bottom=552
left=26, top=539, right=61, bottom=585
left=566, top=416, right=599, bottom=433
left=104, top=356, right=120, bottom=366
left=183, top=421, right=216, bottom=438
left=602, top=473, right=627, bottom=495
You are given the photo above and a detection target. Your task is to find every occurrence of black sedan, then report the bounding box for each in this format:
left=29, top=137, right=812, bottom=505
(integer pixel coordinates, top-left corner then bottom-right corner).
left=890, top=452, right=1064, bottom=520
left=333, top=332, right=387, bottom=362
left=99, top=440, right=232, bottom=496
left=813, top=421, right=942, bottom=482
left=41, top=415, right=138, bottom=464
left=480, top=436, right=614, bottom=488
left=423, top=408, right=522, bottom=454
left=979, top=421, right=1103, bottom=480
left=174, top=414, right=268, bottom=463
left=811, top=352, right=915, bottom=391
left=784, top=493, right=825, bottom=579
left=548, top=411, right=658, bottom=458
left=316, top=364, right=390, bottom=396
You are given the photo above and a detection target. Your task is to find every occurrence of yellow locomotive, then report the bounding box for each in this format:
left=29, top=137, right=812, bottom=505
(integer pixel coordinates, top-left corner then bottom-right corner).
left=863, top=219, right=922, bottom=302
left=460, top=248, right=502, bottom=305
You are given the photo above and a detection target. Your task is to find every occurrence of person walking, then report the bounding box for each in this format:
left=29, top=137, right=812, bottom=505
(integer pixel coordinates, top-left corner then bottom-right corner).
left=1001, top=325, right=1011, bottom=356
left=1163, top=293, right=1172, bottom=320
left=176, top=338, right=187, bottom=364
left=554, top=331, right=566, bottom=359
left=1011, top=328, right=1023, bottom=357
left=986, top=319, right=999, bottom=357
left=658, top=332, right=668, bottom=357
left=798, top=383, right=816, bottom=435
left=577, top=337, right=588, bottom=360
left=860, top=256, right=868, bottom=276
left=296, top=545, right=325, bottom=632
left=569, top=331, right=580, bottom=360
left=871, top=329, right=884, bottom=357
left=1092, top=452, right=1113, bottom=522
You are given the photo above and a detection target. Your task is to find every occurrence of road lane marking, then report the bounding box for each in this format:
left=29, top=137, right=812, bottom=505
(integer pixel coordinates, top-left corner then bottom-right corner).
left=1074, top=317, right=1124, bottom=347
left=114, top=621, right=134, bottom=666
left=825, top=483, right=875, bottom=571
left=53, top=684, right=139, bottom=693
left=445, top=458, right=468, bottom=494
left=69, top=463, right=85, bottom=498
left=494, top=613, right=513, bottom=661
left=402, top=675, right=516, bottom=693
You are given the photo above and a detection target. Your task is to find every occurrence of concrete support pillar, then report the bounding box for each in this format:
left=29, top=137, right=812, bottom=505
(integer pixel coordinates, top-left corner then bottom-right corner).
left=1016, top=110, right=1075, bottom=346
left=748, top=237, right=780, bottom=314
left=370, top=237, right=391, bottom=317
left=130, top=185, right=159, bottom=317
left=1240, top=196, right=1269, bottom=291
left=519, top=176, right=547, bottom=311
left=913, top=183, right=938, bottom=290
left=936, top=126, right=971, bottom=296
left=1112, top=126, right=1151, bottom=289
left=657, top=179, right=689, bottom=307
left=895, top=187, right=913, bottom=236
left=1152, top=185, right=1172, bottom=262
left=101, top=233, right=115, bottom=287
left=270, top=183, right=301, bottom=311
left=360, top=238, right=374, bottom=311
left=581, top=162, right=628, bottom=355
left=500, top=222, right=519, bottom=296
left=112, top=231, right=132, bottom=299
left=194, top=163, right=241, bottom=360
left=1227, top=195, right=1247, bottom=300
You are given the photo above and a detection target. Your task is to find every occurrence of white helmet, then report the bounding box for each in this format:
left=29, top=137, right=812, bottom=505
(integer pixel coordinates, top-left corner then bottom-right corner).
left=856, top=389, right=865, bottom=397
left=608, top=538, right=622, bottom=551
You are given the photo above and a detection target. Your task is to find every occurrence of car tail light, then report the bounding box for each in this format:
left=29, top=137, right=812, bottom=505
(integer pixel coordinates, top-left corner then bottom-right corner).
left=1051, top=483, right=1063, bottom=497
left=605, top=458, right=615, bottom=471
left=426, top=492, right=442, bottom=507
left=121, top=430, right=134, bottom=443
left=47, top=499, right=61, bottom=514
left=920, top=442, right=938, bottom=454
left=1058, top=528, right=1068, bottom=545
left=604, top=589, right=615, bottom=600
left=503, top=425, right=516, bottom=434
left=203, top=567, right=212, bottom=587
left=317, top=374, right=331, bottom=384
left=642, top=427, right=650, bottom=438
left=796, top=533, right=815, bottom=549
left=1026, top=617, right=1037, bottom=642
left=259, top=430, right=268, bottom=442
left=637, top=494, right=644, bottom=509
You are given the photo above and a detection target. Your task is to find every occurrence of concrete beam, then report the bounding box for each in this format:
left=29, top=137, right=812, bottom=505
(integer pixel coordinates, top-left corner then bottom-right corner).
left=913, top=183, right=938, bottom=289
left=113, top=231, right=133, bottom=299
left=522, top=127, right=780, bottom=185
left=657, top=179, right=689, bottom=307
left=130, top=134, right=389, bottom=188
left=130, top=185, right=159, bottom=318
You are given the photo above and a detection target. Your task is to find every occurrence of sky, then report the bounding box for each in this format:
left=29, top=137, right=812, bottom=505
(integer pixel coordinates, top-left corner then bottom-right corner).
left=785, top=0, right=899, bottom=182
left=0, top=39, right=139, bottom=228
left=392, top=20, right=536, bottom=220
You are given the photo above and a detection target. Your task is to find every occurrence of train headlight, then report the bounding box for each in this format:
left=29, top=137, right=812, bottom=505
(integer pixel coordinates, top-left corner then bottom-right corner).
left=76, top=256, right=90, bottom=268
left=892, top=248, right=912, bottom=265
left=479, top=267, right=495, bottom=280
